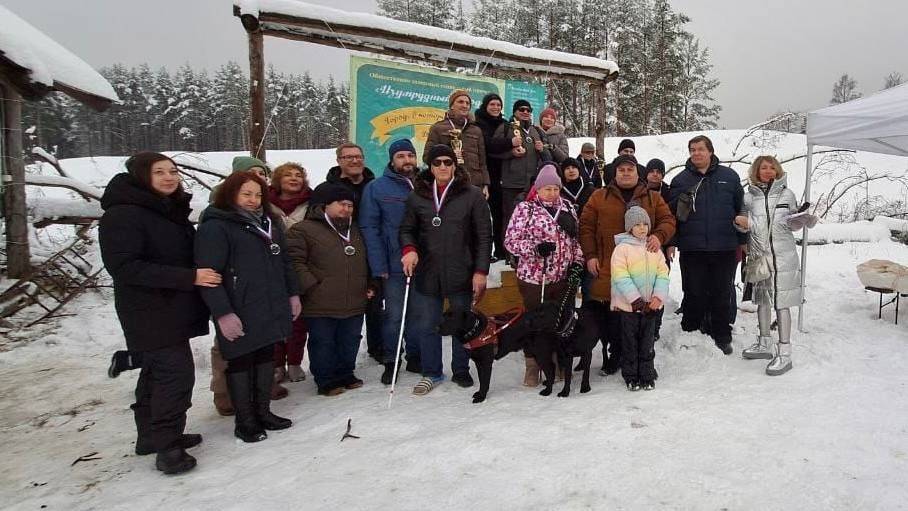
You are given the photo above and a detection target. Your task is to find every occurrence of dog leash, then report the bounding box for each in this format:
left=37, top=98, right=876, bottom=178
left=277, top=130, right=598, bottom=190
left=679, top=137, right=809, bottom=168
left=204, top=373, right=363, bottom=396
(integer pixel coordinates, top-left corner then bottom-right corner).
left=466, top=307, right=525, bottom=348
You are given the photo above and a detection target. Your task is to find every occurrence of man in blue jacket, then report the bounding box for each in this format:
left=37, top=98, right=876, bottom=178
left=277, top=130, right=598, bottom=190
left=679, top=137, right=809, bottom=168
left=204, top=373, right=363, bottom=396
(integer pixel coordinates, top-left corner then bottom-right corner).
left=359, top=139, right=422, bottom=383
left=669, top=135, right=746, bottom=354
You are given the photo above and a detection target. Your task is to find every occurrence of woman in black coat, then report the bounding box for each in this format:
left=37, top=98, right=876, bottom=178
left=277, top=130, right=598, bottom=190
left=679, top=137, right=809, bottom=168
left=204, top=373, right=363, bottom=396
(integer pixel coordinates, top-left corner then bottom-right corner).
left=99, top=152, right=216, bottom=475
left=474, top=93, right=517, bottom=260
left=195, top=172, right=301, bottom=443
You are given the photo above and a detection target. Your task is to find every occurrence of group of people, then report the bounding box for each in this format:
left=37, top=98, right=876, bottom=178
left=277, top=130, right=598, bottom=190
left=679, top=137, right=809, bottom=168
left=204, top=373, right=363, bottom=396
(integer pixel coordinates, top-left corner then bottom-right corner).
left=98, top=89, right=814, bottom=476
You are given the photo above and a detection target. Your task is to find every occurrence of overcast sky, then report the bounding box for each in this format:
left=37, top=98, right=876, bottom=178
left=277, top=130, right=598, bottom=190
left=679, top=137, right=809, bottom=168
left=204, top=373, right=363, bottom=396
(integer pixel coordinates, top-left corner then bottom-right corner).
left=5, top=0, right=907, bottom=129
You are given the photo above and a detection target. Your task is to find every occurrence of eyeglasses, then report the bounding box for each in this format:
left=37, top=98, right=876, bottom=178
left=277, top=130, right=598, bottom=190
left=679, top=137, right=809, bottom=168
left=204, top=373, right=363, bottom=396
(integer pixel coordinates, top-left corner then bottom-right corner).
left=339, top=154, right=364, bottom=161
left=517, top=107, right=532, bottom=113
left=431, top=158, right=455, bottom=167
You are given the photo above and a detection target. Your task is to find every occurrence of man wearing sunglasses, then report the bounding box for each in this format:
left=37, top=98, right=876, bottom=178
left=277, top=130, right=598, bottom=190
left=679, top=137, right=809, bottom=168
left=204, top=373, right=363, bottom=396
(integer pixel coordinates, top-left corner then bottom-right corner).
left=492, top=99, right=551, bottom=245
left=399, top=144, right=492, bottom=395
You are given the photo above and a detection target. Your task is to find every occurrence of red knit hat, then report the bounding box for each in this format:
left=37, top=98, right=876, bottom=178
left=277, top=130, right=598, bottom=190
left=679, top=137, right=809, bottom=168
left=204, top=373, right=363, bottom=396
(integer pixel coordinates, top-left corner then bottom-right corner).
left=540, top=107, right=557, bottom=120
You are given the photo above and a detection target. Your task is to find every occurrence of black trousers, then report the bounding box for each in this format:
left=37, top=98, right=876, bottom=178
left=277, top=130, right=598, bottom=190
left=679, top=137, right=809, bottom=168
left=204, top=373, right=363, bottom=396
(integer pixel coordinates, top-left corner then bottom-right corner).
left=679, top=250, right=737, bottom=343
left=618, top=311, right=657, bottom=382
left=226, top=344, right=275, bottom=373
left=488, top=179, right=505, bottom=258
left=132, top=342, right=195, bottom=452
left=365, top=294, right=384, bottom=357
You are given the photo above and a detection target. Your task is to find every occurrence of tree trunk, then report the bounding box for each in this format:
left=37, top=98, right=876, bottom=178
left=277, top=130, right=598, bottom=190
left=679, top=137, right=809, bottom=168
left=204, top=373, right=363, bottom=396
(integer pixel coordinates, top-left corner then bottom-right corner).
left=2, top=85, right=31, bottom=278
left=594, top=83, right=607, bottom=159
left=248, top=29, right=267, bottom=162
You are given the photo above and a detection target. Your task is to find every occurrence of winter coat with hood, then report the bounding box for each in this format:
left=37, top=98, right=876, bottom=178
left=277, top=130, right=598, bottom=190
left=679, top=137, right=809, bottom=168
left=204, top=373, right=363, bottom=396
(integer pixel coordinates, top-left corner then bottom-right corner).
left=474, top=96, right=515, bottom=186
left=504, top=196, right=584, bottom=285
left=668, top=155, right=746, bottom=252
left=543, top=123, right=570, bottom=163
left=286, top=203, right=370, bottom=318
left=579, top=183, right=676, bottom=302
left=610, top=233, right=670, bottom=312
left=194, top=206, right=300, bottom=360
left=742, top=173, right=802, bottom=309
left=313, top=165, right=376, bottom=219
left=492, top=119, right=549, bottom=190
left=359, top=163, right=415, bottom=278
left=99, top=173, right=210, bottom=352
left=399, top=167, right=492, bottom=296
left=424, top=112, right=489, bottom=187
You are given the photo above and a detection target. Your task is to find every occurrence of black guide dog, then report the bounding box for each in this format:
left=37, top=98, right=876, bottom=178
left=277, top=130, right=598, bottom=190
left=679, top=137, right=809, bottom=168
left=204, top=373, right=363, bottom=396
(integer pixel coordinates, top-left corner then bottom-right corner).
left=439, top=264, right=600, bottom=401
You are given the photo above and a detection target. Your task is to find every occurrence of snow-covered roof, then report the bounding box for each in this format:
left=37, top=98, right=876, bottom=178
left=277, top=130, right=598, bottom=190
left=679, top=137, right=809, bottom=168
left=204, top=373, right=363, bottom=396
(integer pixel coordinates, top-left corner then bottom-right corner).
left=234, top=0, right=619, bottom=83
left=0, top=4, right=118, bottom=109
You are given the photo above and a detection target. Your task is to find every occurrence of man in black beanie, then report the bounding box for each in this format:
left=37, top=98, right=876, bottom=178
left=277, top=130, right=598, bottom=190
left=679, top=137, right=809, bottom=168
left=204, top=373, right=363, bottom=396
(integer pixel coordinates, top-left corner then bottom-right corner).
left=604, top=138, right=647, bottom=185
left=491, top=100, right=549, bottom=248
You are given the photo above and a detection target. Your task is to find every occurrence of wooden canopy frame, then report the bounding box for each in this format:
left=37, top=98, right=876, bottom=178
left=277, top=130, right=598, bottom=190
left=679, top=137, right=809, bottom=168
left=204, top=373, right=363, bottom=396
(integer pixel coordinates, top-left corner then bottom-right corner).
left=233, top=0, right=619, bottom=162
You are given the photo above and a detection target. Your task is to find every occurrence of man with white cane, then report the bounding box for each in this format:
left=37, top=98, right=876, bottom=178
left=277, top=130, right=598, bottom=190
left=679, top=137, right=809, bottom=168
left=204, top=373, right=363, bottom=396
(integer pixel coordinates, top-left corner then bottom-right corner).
left=398, top=144, right=492, bottom=396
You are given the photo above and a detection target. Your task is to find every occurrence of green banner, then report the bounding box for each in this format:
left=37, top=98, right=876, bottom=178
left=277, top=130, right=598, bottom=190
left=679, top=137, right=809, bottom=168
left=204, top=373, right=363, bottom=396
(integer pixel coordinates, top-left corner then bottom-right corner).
left=349, top=57, right=546, bottom=174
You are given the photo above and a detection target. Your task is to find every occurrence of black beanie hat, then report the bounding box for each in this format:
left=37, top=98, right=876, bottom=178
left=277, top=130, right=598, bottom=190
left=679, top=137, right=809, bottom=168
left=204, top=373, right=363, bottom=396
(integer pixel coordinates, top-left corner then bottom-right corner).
left=612, top=154, right=638, bottom=169
left=618, top=138, right=636, bottom=153
left=427, top=144, right=456, bottom=163
left=646, top=158, right=666, bottom=175
left=315, top=183, right=355, bottom=206
left=479, top=93, right=503, bottom=111
left=560, top=157, right=582, bottom=173
left=512, top=99, right=532, bottom=113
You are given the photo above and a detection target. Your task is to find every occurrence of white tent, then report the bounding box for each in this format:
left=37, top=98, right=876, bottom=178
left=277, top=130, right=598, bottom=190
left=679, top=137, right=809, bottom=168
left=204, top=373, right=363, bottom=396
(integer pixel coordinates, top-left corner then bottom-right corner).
left=800, top=83, right=908, bottom=329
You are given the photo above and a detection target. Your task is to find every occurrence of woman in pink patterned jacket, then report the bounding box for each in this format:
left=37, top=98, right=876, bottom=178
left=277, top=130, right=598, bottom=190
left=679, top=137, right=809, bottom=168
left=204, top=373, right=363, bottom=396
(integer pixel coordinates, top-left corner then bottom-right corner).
left=504, top=163, right=584, bottom=386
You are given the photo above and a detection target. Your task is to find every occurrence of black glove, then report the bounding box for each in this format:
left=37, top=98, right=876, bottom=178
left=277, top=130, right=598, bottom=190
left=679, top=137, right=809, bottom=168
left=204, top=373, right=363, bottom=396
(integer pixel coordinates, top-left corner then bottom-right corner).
left=556, top=213, right=578, bottom=238
left=535, top=242, right=556, bottom=258
left=631, top=298, right=646, bottom=312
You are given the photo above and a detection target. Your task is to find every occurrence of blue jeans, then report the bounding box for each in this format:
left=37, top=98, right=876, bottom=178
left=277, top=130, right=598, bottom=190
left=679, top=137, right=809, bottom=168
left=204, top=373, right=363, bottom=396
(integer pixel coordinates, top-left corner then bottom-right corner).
left=408, top=288, right=471, bottom=379
left=381, top=274, right=420, bottom=364
left=305, top=315, right=364, bottom=391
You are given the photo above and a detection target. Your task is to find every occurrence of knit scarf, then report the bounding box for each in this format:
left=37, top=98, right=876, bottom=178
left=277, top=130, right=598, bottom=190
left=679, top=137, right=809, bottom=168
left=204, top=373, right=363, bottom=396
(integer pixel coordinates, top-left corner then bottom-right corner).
left=268, top=187, right=311, bottom=216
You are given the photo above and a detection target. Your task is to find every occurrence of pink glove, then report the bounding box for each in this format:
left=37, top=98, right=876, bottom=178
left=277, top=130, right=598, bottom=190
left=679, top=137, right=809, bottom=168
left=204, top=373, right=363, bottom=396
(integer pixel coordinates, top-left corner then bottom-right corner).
left=217, top=313, right=245, bottom=341
left=289, top=295, right=301, bottom=320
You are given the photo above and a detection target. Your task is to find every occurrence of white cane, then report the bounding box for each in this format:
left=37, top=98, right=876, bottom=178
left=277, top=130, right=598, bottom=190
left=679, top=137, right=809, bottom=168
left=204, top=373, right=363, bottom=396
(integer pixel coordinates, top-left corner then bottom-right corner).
left=387, top=276, right=412, bottom=409
left=540, top=254, right=549, bottom=303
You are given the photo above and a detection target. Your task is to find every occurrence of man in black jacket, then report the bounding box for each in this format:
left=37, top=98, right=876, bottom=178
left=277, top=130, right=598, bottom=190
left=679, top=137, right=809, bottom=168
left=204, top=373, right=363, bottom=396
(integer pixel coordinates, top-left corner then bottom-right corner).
left=669, top=135, right=746, bottom=354
left=399, top=145, right=492, bottom=395
left=314, top=142, right=376, bottom=218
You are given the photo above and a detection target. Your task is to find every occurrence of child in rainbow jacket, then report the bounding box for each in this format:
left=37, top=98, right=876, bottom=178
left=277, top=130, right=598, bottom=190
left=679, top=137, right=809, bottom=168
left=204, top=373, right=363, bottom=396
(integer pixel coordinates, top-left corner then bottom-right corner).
left=610, top=206, right=670, bottom=391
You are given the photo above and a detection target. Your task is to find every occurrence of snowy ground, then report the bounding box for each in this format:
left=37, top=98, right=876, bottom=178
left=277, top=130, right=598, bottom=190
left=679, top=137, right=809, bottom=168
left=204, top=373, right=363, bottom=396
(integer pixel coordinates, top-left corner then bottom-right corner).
left=1, top=239, right=906, bottom=510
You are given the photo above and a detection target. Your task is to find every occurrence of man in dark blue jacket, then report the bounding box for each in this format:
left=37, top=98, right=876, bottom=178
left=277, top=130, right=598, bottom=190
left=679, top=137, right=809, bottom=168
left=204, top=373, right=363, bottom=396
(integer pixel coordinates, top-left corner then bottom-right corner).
left=669, top=135, right=746, bottom=354
left=359, top=139, right=422, bottom=383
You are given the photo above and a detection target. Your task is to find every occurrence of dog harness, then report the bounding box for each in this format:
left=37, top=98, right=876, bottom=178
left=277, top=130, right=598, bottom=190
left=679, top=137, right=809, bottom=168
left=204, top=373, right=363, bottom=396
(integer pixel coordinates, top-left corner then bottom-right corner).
left=463, top=307, right=525, bottom=351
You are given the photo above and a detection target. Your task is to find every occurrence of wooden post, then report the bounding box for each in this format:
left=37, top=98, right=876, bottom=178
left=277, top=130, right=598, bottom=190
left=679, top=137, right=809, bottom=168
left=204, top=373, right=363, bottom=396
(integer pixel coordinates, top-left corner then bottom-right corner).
left=2, top=85, right=31, bottom=278
left=248, top=28, right=267, bottom=163
left=594, top=82, right=607, bottom=159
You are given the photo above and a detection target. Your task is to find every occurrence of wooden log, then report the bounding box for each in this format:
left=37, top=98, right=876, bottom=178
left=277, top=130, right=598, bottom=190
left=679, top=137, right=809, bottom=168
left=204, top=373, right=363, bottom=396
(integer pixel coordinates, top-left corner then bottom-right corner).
left=594, top=83, right=607, bottom=159
left=248, top=28, right=267, bottom=162
left=2, top=84, right=31, bottom=278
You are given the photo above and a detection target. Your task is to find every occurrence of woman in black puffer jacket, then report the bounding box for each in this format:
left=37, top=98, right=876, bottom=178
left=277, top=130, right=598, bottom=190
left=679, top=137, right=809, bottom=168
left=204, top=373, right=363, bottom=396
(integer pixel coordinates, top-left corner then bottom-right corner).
left=99, top=152, right=215, bottom=475
left=474, top=93, right=517, bottom=260
left=195, top=172, right=301, bottom=444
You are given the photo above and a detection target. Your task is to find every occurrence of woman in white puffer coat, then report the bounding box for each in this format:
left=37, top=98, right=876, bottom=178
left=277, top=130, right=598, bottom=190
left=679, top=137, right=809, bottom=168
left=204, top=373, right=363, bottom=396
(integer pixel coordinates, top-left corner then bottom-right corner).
left=734, top=156, right=817, bottom=376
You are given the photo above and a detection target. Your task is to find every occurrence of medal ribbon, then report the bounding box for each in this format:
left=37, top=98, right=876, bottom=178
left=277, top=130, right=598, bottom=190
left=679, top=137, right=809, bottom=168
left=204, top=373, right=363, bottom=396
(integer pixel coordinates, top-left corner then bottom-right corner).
left=432, top=180, right=452, bottom=216
left=324, top=213, right=352, bottom=245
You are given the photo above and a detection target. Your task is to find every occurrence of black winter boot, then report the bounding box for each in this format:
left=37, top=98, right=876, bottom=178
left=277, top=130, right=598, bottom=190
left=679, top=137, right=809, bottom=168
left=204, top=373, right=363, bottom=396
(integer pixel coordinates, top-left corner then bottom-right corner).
left=155, top=447, right=196, bottom=475
left=381, top=363, right=397, bottom=385
left=226, top=370, right=267, bottom=443
left=253, top=362, right=292, bottom=431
